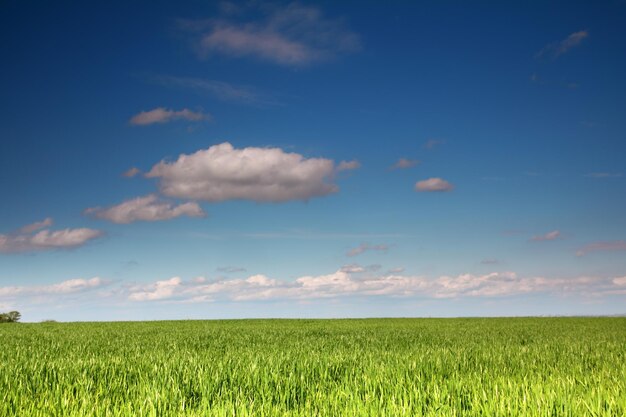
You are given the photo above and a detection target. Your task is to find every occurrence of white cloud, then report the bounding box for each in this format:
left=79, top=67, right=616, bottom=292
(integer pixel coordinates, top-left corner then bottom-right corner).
left=576, top=241, right=626, bottom=257
left=124, top=269, right=626, bottom=303
left=129, top=108, right=210, bottom=126
left=536, top=30, right=588, bottom=59
left=19, top=217, right=53, bottom=234
left=531, top=230, right=561, bottom=242
left=7, top=269, right=626, bottom=308
left=200, top=25, right=312, bottom=65
left=29, top=229, right=103, bottom=248
left=185, top=2, right=360, bottom=66
left=346, top=243, right=389, bottom=257
left=391, top=158, right=419, bottom=169
left=85, top=194, right=205, bottom=224
left=415, top=178, right=454, bottom=192
left=128, top=277, right=182, bottom=301
left=0, top=277, right=107, bottom=298
left=0, top=220, right=103, bottom=254
left=246, top=274, right=277, bottom=287
left=146, top=142, right=343, bottom=202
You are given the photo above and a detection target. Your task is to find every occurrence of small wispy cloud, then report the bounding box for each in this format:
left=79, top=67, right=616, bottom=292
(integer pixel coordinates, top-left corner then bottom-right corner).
left=414, top=178, right=454, bottom=192
left=502, top=230, right=525, bottom=237
left=424, top=139, right=445, bottom=150
left=151, top=75, right=275, bottom=106
left=576, top=240, right=626, bottom=257
left=481, top=258, right=499, bottom=265
left=391, top=158, right=419, bottom=170
left=535, top=30, right=589, bottom=59
left=346, top=243, right=389, bottom=257
left=85, top=194, right=206, bottom=224
left=180, top=2, right=360, bottom=66
left=531, top=230, right=561, bottom=242
left=340, top=264, right=365, bottom=273
left=123, top=167, right=141, bottom=178
left=0, top=219, right=103, bottom=254
left=336, top=160, right=361, bottom=172
left=235, top=231, right=407, bottom=240
left=585, top=172, right=623, bottom=178
left=216, top=266, right=247, bottom=274
left=129, top=108, right=210, bottom=126
left=19, top=218, right=53, bottom=234
left=530, top=73, right=581, bottom=90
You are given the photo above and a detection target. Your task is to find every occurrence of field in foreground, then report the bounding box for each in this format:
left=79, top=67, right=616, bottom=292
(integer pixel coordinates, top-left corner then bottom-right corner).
left=1, top=318, right=625, bottom=416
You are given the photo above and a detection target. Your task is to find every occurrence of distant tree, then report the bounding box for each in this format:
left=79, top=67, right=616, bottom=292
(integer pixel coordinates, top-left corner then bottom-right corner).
left=7, top=311, right=21, bottom=322
left=0, top=311, right=21, bottom=323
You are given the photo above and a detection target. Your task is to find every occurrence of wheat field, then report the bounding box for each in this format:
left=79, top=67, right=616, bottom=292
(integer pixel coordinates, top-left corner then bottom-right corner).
left=1, top=318, right=625, bottom=416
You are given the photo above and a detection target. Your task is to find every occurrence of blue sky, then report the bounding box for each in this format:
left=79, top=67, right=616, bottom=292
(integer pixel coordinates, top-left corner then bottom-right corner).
left=1, top=1, right=625, bottom=321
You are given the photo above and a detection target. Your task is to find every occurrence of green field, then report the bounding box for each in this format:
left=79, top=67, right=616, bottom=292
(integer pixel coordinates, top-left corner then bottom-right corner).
left=1, top=318, right=625, bottom=416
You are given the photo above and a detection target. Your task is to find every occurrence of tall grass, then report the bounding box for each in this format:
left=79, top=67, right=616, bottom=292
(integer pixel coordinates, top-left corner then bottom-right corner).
left=1, top=318, right=625, bottom=416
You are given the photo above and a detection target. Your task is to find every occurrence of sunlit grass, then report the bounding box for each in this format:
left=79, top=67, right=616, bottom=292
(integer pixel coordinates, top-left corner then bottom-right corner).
left=1, top=318, right=625, bottom=416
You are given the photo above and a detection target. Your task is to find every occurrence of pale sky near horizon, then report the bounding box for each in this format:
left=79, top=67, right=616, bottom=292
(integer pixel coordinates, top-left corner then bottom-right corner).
left=1, top=1, right=626, bottom=321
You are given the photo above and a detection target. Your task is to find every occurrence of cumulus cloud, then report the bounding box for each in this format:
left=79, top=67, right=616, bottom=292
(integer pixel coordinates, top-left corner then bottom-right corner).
left=183, top=2, right=360, bottom=66
left=346, top=243, right=389, bottom=257
left=0, top=220, right=103, bottom=254
left=576, top=241, right=626, bottom=257
left=129, top=108, right=210, bottom=126
left=84, top=194, right=205, bottom=224
left=0, top=277, right=107, bottom=298
left=531, top=230, right=561, bottom=242
left=391, top=158, right=419, bottom=169
left=536, top=30, right=588, bottom=59
left=125, top=269, right=626, bottom=303
left=146, top=142, right=343, bottom=202
left=127, top=274, right=280, bottom=302
left=128, top=277, right=183, bottom=301
left=8, top=268, right=626, bottom=307
left=415, top=178, right=454, bottom=192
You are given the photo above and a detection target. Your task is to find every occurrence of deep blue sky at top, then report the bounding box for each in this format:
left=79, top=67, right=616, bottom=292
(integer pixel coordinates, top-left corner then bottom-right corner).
left=1, top=1, right=625, bottom=321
